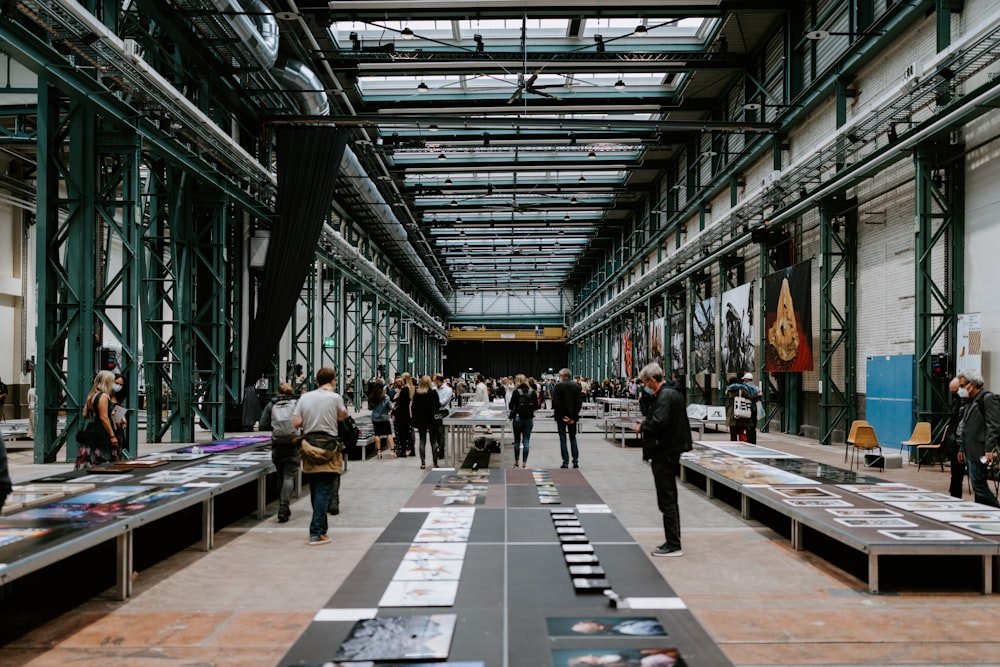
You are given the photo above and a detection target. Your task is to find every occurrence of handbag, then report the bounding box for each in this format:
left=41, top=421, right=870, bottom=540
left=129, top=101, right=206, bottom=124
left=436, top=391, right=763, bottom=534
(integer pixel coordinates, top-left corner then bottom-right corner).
left=733, top=393, right=753, bottom=420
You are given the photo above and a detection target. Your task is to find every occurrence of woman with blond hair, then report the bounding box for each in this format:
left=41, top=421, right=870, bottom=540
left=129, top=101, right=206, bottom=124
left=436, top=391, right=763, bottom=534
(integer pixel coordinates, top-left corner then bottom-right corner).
left=411, top=375, right=441, bottom=469
left=392, top=372, right=415, bottom=457
left=75, top=370, right=119, bottom=468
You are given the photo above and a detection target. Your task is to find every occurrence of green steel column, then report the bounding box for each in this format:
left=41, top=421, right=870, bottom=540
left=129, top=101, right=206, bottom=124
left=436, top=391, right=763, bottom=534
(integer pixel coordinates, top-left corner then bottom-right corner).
left=818, top=196, right=858, bottom=447
left=170, top=179, right=196, bottom=442
left=914, top=142, right=964, bottom=433
left=36, top=89, right=98, bottom=462
left=344, top=279, right=362, bottom=394
left=139, top=160, right=177, bottom=443
left=292, top=262, right=317, bottom=389
left=225, top=211, right=246, bottom=425
left=319, top=262, right=341, bottom=373
left=189, top=189, right=229, bottom=440
left=94, top=128, right=141, bottom=458
left=935, top=0, right=955, bottom=52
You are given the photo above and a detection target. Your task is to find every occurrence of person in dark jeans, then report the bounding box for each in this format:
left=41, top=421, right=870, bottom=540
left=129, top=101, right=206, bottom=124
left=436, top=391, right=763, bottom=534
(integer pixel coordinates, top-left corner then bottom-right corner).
left=260, top=382, right=300, bottom=522
left=0, top=437, right=11, bottom=512
left=637, top=362, right=693, bottom=557
left=508, top=374, right=537, bottom=468
left=944, top=377, right=966, bottom=498
left=956, top=370, right=1000, bottom=508
left=552, top=368, right=582, bottom=468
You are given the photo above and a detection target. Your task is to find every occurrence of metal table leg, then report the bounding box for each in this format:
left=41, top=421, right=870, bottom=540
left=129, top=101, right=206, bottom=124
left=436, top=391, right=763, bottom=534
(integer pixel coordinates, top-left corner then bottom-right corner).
left=115, top=530, right=133, bottom=601
left=257, top=472, right=267, bottom=520
left=201, top=496, right=215, bottom=551
left=868, top=553, right=879, bottom=594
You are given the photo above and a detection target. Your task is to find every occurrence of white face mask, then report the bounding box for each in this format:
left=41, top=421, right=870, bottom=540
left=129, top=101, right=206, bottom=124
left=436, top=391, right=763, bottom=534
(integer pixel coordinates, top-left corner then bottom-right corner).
left=112, top=384, right=123, bottom=394
left=958, top=387, right=970, bottom=399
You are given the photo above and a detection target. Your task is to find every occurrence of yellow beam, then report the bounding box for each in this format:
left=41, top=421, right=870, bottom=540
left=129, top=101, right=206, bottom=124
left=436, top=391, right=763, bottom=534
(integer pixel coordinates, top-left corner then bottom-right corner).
left=446, top=327, right=567, bottom=342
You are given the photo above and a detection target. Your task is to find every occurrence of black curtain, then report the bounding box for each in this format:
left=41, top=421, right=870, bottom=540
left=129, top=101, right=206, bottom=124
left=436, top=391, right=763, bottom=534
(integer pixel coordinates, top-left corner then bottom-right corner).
left=244, top=126, right=348, bottom=386
left=443, top=341, right=568, bottom=379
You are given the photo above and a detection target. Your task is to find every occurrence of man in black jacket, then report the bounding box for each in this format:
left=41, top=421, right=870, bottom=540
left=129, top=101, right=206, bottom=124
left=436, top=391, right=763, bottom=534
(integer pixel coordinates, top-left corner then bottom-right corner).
left=553, top=368, right=583, bottom=468
left=957, top=371, right=1000, bottom=507
left=637, top=362, right=693, bottom=557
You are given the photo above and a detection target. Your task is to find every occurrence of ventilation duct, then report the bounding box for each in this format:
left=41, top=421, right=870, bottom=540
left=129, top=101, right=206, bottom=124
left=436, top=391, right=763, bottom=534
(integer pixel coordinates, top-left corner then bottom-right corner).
left=270, top=59, right=330, bottom=117
left=211, top=0, right=278, bottom=69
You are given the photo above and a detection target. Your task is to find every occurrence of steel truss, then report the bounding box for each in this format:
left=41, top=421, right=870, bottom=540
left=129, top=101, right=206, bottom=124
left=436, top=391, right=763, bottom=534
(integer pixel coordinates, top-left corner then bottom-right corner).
left=35, top=91, right=141, bottom=462
left=914, top=142, right=964, bottom=434
left=818, top=196, right=858, bottom=446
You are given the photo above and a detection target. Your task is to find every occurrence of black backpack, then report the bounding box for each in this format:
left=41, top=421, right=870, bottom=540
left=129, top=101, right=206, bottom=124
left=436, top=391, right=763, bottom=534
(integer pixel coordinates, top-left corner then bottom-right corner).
left=516, top=388, right=536, bottom=419
left=338, top=415, right=360, bottom=448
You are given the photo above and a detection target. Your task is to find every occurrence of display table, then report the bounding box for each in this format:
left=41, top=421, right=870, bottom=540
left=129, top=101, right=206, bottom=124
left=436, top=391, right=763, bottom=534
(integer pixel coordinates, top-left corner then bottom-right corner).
left=603, top=415, right=641, bottom=447
left=595, top=397, right=640, bottom=418
left=0, top=435, right=275, bottom=601
left=280, top=467, right=734, bottom=667
left=680, top=442, right=1000, bottom=593
left=441, top=407, right=510, bottom=467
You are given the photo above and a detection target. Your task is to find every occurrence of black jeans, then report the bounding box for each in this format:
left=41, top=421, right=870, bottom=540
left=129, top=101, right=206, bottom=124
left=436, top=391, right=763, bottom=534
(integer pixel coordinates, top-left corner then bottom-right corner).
left=650, top=453, right=682, bottom=550
left=271, top=442, right=300, bottom=519
left=948, top=442, right=965, bottom=498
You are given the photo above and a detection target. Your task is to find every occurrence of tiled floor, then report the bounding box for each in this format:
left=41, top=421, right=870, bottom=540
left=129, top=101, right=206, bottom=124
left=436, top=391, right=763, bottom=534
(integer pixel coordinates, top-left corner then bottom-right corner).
left=2, top=421, right=999, bottom=667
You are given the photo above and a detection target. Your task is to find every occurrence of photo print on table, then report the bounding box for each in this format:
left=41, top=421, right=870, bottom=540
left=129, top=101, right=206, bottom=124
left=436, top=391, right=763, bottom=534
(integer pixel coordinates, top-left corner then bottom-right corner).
left=782, top=498, right=853, bottom=507
left=772, top=487, right=841, bottom=499
left=332, top=614, right=457, bottom=661
left=950, top=522, right=1000, bottom=535
left=877, top=529, right=974, bottom=541
left=825, top=508, right=902, bottom=518
left=832, top=517, right=919, bottom=528
left=546, top=616, right=665, bottom=637
left=552, top=647, right=686, bottom=667
left=887, top=501, right=986, bottom=512
left=917, top=510, right=1000, bottom=522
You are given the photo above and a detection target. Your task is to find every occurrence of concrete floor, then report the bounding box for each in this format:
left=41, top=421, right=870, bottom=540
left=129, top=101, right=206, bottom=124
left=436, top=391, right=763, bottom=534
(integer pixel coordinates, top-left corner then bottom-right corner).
left=3, top=420, right=1000, bottom=667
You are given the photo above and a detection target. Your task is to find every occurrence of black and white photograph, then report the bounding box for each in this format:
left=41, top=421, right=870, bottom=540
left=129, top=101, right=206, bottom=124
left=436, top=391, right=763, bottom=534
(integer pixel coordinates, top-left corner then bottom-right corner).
left=691, top=296, right=716, bottom=375
left=721, top=281, right=756, bottom=375
left=332, top=614, right=457, bottom=661
left=650, top=316, right=666, bottom=369
left=669, top=311, right=686, bottom=375
left=633, top=308, right=648, bottom=371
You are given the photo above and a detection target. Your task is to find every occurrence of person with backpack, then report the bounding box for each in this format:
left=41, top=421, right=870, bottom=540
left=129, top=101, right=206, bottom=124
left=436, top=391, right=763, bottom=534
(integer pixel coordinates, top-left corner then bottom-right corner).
left=509, top=374, right=538, bottom=468
left=956, top=370, right=1000, bottom=507
left=260, top=382, right=300, bottom=523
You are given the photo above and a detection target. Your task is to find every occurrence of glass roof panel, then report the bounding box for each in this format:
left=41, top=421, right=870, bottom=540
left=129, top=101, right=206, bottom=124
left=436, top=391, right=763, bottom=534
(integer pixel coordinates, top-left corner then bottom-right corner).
left=456, top=18, right=570, bottom=38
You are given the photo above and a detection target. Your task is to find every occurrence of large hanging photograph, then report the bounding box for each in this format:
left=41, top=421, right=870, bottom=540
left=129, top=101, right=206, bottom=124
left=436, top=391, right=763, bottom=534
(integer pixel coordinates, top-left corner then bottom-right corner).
left=633, top=309, right=648, bottom=371
left=721, top=281, right=755, bottom=375
left=692, top=297, right=716, bottom=375
left=764, top=261, right=813, bottom=372
left=621, top=327, right=633, bottom=378
left=650, top=316, right=665, bottom=369
left=610, top=325, right=621, bottom=380
left=669, top=311, right=686, bottom=376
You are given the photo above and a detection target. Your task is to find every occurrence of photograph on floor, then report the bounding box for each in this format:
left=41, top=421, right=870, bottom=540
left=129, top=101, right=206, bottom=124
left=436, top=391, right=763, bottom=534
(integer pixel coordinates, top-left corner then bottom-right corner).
left=551, top=647, right=686, bottom=666
left=546, top=616, right=667, bottom=637
left=332, top=614, right=457, bottom=661
left=764, top=260, right=814, bottom=372
left=721, top=280, right=755, bottom=374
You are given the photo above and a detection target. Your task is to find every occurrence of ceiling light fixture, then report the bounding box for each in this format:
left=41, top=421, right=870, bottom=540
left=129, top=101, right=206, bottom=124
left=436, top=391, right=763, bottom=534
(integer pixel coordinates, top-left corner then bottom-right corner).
left=473, top=33, right=484, bottom=53
left=444, top=177, right=453, bottom=185
left=349, top=32, right=361, bottom=51
left=428, top=124, right=439, bottom=131
left=417, top=81, right=429, bottom=92
left=438, top=153, right=447, bottom=160
left=578, top=176, right=587, bottom=183
left=564, top=214, right=571, bottom=221
left=587, top=151, right=597, bottom=159
left=594, top=34, right=605, bottom=52
left=482, top=132, right=490, bottom=146
left=634, top=23, right=648, bottom=37
left=400, top=27, right=414, bottom=39
left=570, top=197, right=578, bottom=204
left=614, top=78, right=626, bottom=90
left=569, top=132, right=577, bottom=146
left=450, top=199, right=458, bottom=206
left=743, top=102, right=761, bottom=111
left=456, top=216, right=462, bottom=223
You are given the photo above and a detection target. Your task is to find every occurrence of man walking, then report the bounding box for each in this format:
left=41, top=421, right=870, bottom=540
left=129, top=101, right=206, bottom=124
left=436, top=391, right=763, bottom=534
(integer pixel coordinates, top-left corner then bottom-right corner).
left=433, top=373, right=452, bottom=463
left=553, top=368, right=583, bottom=468
left=957, top=371, right=1000, bottom=507
left=293, top=367, right=348, bottom=545
left=637, top=362, right=693, bottom=557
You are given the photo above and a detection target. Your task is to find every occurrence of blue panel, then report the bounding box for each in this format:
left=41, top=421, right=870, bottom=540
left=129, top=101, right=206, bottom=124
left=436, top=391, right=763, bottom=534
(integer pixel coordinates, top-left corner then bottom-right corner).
left=866, top=355, right=915, bottom=451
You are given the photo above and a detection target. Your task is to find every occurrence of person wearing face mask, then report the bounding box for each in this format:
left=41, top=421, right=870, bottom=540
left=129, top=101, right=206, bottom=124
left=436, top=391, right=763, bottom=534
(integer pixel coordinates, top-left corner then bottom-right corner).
left=956, top=371, right=1000, bottom=507
left=110, top=373, right=128, bottom=460
left=725, top=373, right=759, bottom=443
left=635, top=362, right=692, bottom=557
left=944, top=377, right=966, bottom=498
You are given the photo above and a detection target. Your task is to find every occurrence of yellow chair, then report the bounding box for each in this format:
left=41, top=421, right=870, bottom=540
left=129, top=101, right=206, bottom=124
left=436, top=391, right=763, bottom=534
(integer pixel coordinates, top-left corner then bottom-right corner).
left=915, top=425, right=946, bottom=472
left=900, top=421, right=932, bottom=459
left=845, top=420, right=870, bottom=463
left=850, top=424, right=883, bottom=471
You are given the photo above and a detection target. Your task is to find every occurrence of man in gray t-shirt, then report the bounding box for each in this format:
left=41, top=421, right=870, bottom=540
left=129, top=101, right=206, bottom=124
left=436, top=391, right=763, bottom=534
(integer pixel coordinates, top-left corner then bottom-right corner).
left=293, top=367, right=348, bottom=545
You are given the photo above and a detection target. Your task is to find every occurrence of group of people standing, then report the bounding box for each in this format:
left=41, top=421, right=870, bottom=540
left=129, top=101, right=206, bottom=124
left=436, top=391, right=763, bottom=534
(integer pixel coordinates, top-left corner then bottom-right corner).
left=366, top=373, right=452, bottom=468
